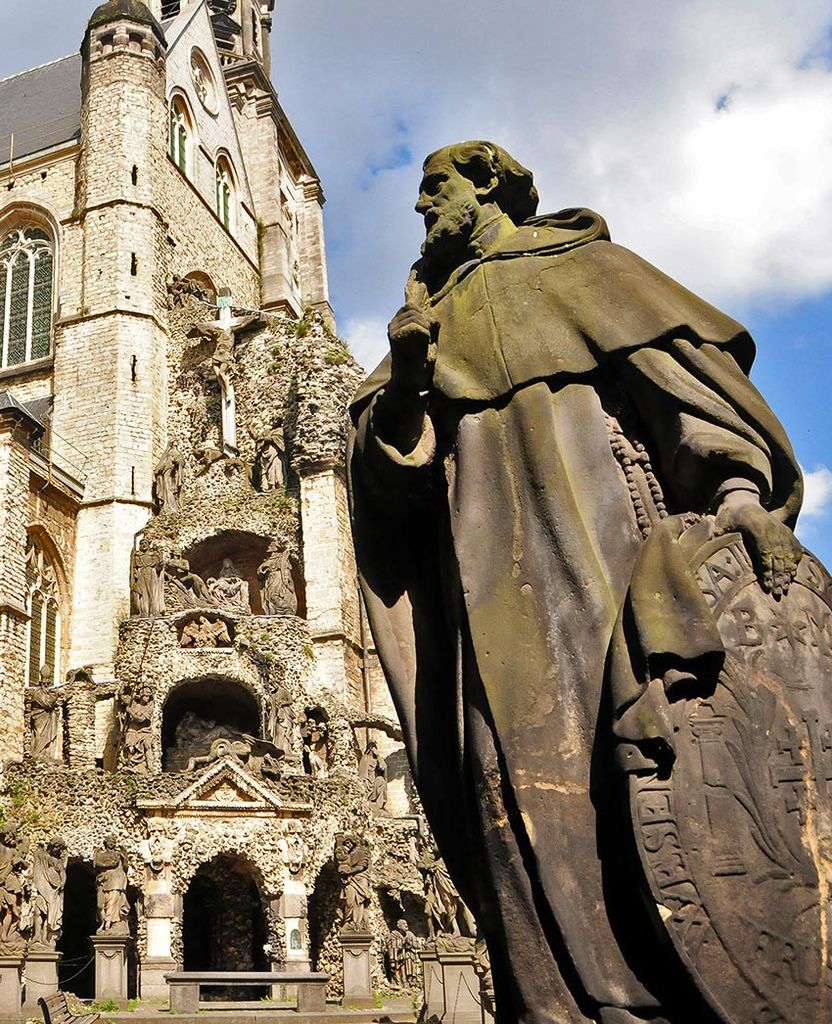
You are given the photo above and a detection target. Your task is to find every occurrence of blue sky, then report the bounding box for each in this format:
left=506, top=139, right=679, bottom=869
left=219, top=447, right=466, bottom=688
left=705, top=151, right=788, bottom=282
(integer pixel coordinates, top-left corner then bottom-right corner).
left=4, top=0, right=832, bottom=562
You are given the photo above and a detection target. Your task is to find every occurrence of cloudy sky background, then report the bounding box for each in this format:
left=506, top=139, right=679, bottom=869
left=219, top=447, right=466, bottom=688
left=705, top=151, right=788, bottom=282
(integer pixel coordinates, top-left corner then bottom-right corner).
left=5, top=0, right=832, bottom=561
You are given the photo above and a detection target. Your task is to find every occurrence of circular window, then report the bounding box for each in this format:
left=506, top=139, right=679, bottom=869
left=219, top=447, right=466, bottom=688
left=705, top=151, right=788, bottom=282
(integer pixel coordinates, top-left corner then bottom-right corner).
left=190, top=49, right=218, bottom=114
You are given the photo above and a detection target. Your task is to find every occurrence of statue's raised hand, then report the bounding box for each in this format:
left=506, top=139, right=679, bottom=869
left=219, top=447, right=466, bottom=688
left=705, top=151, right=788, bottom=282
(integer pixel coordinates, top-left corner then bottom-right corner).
left=387, top=304, right=434, bottom=395
left=715, top=492, right=803, bottom=597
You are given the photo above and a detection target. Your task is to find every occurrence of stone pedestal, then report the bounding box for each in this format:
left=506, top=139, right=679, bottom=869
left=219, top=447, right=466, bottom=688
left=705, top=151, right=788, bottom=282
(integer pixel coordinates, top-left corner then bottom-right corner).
left=0, top=955, right=23, bottom=1019
left=92, top=934, right=130, bottom=1004
left=22, top=950, right=60, bottom=1012
left=339, top=930, right=373, bottom=1009
left=421, top=941, right=484, bottom=1024
left=139, top=956, right=177, bottom=1001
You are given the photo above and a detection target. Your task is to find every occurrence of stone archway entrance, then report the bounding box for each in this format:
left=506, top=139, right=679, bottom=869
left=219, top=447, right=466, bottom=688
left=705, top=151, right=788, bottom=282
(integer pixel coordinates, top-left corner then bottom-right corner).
left=182, top=855, right=269, bottom=994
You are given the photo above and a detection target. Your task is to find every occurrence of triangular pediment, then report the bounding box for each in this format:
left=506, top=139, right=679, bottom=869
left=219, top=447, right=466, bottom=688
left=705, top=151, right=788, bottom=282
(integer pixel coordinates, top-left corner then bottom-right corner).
left=137, top=758, right=312, bottom=818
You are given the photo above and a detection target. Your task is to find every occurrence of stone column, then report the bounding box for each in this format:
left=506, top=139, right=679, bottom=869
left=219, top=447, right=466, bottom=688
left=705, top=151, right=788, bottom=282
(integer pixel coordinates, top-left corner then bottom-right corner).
left=140, top=893, right=178, bottom=1000
left=338, top=930, right=373, bottom=1009
left=92, top=935, right=130, bottom=1004
left=0, top=955, right=23, bottom=1018
left=22, top=950, right=61, bottom=1012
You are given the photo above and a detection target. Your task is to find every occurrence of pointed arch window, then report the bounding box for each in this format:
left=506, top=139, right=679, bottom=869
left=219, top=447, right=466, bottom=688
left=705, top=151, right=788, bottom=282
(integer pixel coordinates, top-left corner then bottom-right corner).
left=169, top=98, right=190, bottom=176
left=215, top=158, right=234, bottom=230
left=25, top=538, right=62, bottom=688
left=0, top=227, right=53, bottom=368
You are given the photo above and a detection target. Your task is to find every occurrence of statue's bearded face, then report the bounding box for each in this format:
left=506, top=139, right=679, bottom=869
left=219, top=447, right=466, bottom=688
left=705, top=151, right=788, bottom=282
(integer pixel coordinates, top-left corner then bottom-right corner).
left=416, top=156, right=481, bottom=265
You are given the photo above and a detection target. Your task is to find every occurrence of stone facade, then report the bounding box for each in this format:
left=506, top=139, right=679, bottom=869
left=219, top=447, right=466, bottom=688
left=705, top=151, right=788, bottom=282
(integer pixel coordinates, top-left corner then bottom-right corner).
left=0, top=0, right=439, bottom=1012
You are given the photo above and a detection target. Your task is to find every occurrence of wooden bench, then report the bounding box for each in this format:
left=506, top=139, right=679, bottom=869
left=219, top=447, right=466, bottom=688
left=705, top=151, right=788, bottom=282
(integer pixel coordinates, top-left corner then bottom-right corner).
left=164, top=970, right=329, bottom=1014
left=39, top=993, right=100, bottom=1024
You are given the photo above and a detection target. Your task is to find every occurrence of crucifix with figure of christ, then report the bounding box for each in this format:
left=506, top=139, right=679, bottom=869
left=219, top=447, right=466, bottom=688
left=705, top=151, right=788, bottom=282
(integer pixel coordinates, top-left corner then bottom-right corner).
left=191, top=289, right=262, bottom=456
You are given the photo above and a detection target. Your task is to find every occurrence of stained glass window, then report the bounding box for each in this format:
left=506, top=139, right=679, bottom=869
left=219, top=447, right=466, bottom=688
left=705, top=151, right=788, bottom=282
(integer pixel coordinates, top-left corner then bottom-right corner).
left=215, top=159, right=234, bottom=230
left=169, top=99, right=189, bottom=175
left=0, top=228, right=53, bottom=369
left=25, top=538, right=61, bottom=688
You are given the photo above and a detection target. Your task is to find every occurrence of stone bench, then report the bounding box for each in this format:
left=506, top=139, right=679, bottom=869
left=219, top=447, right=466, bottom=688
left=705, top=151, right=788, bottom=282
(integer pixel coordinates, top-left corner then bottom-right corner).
left=164, top=971, right=329, bottom=1014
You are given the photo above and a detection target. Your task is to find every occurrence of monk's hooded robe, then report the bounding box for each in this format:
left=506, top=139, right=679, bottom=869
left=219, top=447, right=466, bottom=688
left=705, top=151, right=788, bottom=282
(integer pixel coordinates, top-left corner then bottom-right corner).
left=348, top=210, right=802, bottom=1023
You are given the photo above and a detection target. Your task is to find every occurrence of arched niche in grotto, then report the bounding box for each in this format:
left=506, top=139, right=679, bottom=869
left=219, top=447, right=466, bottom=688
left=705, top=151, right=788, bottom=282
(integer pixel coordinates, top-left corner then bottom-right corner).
left=57, top=859, right=97, bottom=999
left=161, top=676, right=261, bottom=772
left=182, top=530, right=307, bottom=619
left=182, top=854, right=269, bottom=996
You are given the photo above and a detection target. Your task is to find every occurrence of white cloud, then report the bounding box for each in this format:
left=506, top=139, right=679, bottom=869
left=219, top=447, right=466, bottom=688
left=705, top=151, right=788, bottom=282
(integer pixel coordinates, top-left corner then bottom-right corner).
left=269, top=0, right=832, bottom=366
left=342, top=316, right=388, bottom=374
left=800, top=465, right=832, bottom=518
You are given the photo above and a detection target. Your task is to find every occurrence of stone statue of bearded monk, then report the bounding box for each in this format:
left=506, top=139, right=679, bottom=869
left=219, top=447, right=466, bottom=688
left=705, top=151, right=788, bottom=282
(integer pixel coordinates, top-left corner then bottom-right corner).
left=348, top=142, right=805, bottom=1024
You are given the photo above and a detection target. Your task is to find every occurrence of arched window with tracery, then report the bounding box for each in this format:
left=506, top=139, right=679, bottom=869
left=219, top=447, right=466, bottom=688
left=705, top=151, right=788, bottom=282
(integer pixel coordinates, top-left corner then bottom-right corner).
left=215, top=158, right=234, bottom=230
left=25, top=538, right=62, bottom=688
left=0, top=227, right=54, bottom=368
left=169, top=98, right=191, bottom=175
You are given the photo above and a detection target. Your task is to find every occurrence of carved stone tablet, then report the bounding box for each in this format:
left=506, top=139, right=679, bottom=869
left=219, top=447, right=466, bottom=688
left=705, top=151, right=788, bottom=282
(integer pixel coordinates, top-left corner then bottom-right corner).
left=629, top=533, right=832, bottom=1024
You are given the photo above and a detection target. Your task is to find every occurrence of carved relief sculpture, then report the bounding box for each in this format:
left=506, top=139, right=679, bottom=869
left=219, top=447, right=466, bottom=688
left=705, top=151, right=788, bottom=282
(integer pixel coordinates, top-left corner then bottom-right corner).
left=179, top=615, right=232, bottom=648
left=278, top=821, right=309, bottom=876
left=29, top=666, right=61, bottom=761
left=31, top=837, right=67, bottom=949
left=335, top=834, right=372, bottom=934
left=258, top=542, right=297, bottom=616
left=94, top=836, right=130, bottom=935
left=152, top=443, right=183, bottom=514
left=348, top=140, right=816, bottom=1023
left=267, top=684, right=294, bottom=757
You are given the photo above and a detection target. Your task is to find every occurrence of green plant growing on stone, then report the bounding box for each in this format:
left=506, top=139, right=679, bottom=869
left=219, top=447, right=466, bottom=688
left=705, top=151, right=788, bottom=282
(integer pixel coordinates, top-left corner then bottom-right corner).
left=324, top=345, right=350, bottom=367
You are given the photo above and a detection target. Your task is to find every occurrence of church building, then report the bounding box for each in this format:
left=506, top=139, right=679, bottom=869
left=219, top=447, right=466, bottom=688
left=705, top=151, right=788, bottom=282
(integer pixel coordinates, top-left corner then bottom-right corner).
left=0, top=1, right=444, bottom=1013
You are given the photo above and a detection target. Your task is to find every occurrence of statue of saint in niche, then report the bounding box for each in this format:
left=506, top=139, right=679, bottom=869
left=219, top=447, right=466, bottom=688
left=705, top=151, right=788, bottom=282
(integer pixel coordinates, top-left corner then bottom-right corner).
left=358, top=740, right=388, bottom=815
left=348, top=142, right=810, bottom=1024
left=94, top=837, right=130, bottom=935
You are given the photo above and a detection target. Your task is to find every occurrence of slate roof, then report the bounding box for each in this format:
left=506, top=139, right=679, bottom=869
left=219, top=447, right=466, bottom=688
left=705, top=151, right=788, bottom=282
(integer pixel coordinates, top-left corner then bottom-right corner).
left=0, top=54, right=82, bottom=166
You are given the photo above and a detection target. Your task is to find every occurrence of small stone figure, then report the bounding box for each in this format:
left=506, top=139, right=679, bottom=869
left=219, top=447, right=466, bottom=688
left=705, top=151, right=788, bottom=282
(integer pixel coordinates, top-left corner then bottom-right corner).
left=94, top=837, right=130, bottom=936
left=335, top=834, right=372, bottom=933
left=278, top=821, right=308, bottom=876
left=131, top=546, right=165, bottom=616
left=120, top=685, right=154, bottom=773
left=31, top=837, right=67, bottom=949
left=167, top=275, right=211, bottom=308
left=29, top=666, right=61, bottom=761
left=386, top=919, right=421, bottom=989
left=179, top=615, right=233, bottom=648
left=255, top=427, right=287, bottom=491
left=257, top=542, right=297, bottom=616
left=301, top=716, right=328, bottom=778
left=166, top=557, right=216, bottom=611
left=358, top=740, right=388, bottom=815
left=152, top=442, right=183, bottom=514
left=267, top=684, right=294, bottom=757
left=417, top=845, right=475, bottom=940
left=207, top=558, right=251, bottom=612
left=140, top=820, right=177, bottom=876
left=0, top=827, right=29, bottom=954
